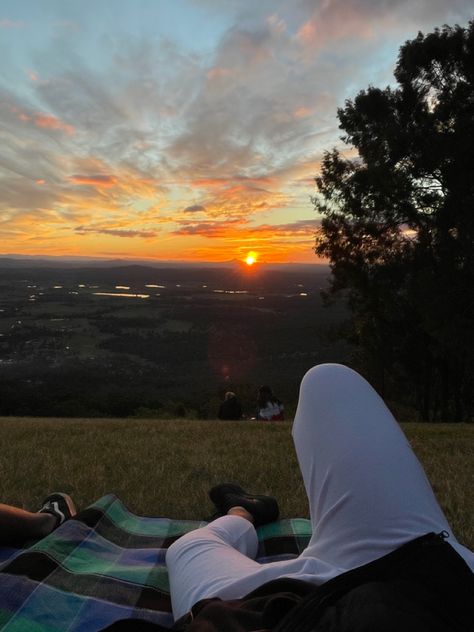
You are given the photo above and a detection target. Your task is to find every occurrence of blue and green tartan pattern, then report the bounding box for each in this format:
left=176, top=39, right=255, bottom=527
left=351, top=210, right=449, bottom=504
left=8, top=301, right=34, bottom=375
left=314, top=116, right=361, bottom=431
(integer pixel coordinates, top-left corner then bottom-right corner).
left=0, top=495, right=312, bottom=631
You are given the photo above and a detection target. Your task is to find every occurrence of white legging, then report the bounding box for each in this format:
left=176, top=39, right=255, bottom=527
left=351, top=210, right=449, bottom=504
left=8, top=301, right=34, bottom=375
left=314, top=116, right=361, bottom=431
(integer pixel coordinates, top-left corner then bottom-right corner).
left=166, top=364, right=474, bottom=620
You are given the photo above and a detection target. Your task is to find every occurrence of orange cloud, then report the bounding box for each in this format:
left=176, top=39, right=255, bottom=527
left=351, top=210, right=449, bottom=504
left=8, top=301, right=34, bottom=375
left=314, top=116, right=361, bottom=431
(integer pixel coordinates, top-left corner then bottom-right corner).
left=297, top=19, right=317, bottom=45
left=297, top=3, right=376, bottom=50
left=203, top=186, right=288, bottom=219
left=9, top=105, right=75, bottom=135
left=173, top=218, right=248, bottom=238
left=190, top=177, right=229, bottom=188
left=66, top=156, right=160, bottom=199
left=34, top=113, right=75, bottom=135
left=117, top=174, right=158, bottom=198
left=9, top=105, right=31, bottom=122
left=294, top=106, right=313, bottom=119
left=207, top=66, right=233, bottom=81
left=252, top=220, right=319, bottom=237
left=3, top=207, right=321, bottom=262
left=183, top=173, right=290, bottom=221
left=0, top=208, right=71, bottom=248
left=75, top=226, right=157, bottom=239
left=70, top=156, right=110, bottom=172
left=70, top=174, right=118, bottom=187
left=173, top=218, right=319, bottom=242
left=190, top=175, right=278, bottom=211
left=191, top=175, right=276, bottom=189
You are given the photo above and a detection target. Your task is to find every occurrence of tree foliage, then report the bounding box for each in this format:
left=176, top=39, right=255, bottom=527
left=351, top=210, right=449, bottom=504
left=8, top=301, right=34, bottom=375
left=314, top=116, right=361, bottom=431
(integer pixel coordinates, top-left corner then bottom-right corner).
left=314, top=22, right=474, bottom=421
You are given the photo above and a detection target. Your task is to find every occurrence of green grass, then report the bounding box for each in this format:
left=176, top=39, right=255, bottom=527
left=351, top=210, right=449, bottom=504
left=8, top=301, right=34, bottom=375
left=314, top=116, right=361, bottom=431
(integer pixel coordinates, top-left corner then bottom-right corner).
left=0, top=418, right=472, bottom=550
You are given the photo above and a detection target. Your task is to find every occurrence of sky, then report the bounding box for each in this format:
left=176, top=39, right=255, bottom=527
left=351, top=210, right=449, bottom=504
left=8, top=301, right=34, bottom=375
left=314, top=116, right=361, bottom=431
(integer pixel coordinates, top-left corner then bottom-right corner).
left=1, top=1, right=472, bottom=264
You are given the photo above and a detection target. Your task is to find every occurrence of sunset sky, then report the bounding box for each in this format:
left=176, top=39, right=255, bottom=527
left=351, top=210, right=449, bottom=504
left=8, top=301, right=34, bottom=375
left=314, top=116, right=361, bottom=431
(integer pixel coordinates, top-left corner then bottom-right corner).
left=1, top=1, right=472, bottom=264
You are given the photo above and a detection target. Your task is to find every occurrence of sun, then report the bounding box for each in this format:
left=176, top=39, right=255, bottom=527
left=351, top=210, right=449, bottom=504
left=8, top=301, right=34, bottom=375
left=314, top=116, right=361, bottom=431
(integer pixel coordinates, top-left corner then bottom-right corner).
left=245, top=252, right=258, bottom=266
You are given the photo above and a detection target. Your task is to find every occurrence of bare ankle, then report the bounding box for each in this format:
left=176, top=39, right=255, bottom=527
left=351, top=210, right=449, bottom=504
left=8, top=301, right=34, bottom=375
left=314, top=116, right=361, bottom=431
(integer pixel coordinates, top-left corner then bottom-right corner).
left=36, top=512, right=58, bottom=537
left=227, top=506, right=254, bottom=523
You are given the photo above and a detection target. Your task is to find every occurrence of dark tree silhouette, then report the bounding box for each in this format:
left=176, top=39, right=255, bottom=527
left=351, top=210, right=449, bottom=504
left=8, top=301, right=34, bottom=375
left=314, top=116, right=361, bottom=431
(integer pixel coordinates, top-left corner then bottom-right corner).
left=314, top=22, right=474, bottom=421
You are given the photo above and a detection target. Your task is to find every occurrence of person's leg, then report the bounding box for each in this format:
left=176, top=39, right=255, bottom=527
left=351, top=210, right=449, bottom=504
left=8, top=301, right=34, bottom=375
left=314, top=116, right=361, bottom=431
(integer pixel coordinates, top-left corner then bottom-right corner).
left=167, top=505, right=343, bottom=621
left=0, top=493, right=76, bottom=545
left=0, top=504, right=57, bottom=545
left=293, top=363, right=474, bottom=571
left=166, top=513, right=261, bottom=619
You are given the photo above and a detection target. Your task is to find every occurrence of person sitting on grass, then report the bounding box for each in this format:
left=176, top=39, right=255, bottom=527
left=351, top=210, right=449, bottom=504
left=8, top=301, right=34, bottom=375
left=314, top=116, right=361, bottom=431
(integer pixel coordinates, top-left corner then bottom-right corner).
left=218, top=391, right=243, bottom=420
left=256, top=385, right=284, bottom=421
left=0, top=493, right=76, bottom=545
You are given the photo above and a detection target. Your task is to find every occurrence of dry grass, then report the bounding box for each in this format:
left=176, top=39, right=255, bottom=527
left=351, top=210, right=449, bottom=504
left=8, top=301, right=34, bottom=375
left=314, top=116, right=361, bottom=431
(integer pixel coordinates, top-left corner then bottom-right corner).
left=0, top=417, right=472, bottom=549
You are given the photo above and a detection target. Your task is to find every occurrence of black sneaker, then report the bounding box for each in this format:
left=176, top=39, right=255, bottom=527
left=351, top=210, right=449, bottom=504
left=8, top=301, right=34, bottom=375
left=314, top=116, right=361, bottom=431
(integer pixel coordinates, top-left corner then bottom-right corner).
left=38, top=493, right=76, bottom=527
left=209, top=483, right=279, bottom=527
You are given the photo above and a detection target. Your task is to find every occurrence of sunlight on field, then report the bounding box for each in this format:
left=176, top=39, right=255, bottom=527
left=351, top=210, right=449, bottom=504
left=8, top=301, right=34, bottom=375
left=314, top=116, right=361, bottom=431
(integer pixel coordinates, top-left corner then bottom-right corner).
left=0, top=418, right=472, bottom=549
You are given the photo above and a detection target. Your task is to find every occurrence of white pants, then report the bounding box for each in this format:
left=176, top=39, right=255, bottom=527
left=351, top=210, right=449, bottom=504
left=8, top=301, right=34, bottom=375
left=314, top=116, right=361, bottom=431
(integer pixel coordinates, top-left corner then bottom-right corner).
left=167, top=364, right=474, bottom=620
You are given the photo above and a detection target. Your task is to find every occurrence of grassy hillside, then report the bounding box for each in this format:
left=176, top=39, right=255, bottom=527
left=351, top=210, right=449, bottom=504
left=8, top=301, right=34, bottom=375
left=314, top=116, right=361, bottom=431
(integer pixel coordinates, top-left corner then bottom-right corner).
left=1, top=417, right=472, bottom=549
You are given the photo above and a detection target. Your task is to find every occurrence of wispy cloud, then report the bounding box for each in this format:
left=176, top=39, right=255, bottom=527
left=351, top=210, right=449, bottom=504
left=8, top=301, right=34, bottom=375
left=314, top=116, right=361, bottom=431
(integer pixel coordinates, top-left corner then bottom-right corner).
left=172, top=218, right=319, bottom=253
left=34, top=113, right=75, bottom=135
left=173, top=218, right=248, bottom=237
left=70, top=175, right=118, bottom=187
left=0, top=18, right=24, bottom=29
left=184, top=204, right=206, bottom=213
left=75, top=226, right=158, bottom=238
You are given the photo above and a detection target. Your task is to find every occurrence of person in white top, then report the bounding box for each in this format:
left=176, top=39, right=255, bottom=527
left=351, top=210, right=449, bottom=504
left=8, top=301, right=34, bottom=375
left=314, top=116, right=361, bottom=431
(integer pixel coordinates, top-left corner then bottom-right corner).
left=256, top=385, right=284, bottom=420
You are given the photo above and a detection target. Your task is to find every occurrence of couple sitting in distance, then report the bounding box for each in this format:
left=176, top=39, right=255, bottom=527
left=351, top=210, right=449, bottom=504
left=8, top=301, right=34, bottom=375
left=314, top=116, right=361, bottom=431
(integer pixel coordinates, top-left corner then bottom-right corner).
left=218, top=385, right=284, bottom=421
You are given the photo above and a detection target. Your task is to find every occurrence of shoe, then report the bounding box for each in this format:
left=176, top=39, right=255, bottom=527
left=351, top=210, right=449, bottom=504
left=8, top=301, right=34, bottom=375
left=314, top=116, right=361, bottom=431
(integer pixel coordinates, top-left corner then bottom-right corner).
left=38, top=492, right=76, bottom=527
left=209, top=483, right=279, bottom=527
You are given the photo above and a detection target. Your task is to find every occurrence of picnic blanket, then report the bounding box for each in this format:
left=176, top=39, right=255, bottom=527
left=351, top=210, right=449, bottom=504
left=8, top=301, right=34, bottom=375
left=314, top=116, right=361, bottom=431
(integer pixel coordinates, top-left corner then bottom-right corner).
left=0, top=494, right=312, bottom=631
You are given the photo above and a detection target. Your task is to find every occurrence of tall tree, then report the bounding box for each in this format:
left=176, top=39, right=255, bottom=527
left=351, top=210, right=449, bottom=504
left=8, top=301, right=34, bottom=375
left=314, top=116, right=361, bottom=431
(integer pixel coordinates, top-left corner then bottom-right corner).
left=314, top=22, right=474, bottom=421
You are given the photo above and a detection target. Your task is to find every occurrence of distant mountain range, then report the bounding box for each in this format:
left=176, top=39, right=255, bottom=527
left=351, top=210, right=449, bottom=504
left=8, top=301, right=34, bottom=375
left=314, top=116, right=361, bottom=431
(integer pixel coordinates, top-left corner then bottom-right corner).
left=0, top=254, right=328, bottom=272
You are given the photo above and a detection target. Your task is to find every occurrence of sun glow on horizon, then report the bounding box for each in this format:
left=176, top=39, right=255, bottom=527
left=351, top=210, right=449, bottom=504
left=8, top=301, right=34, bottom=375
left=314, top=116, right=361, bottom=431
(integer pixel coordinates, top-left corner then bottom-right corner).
left=245, top=251, right=258, bottom=266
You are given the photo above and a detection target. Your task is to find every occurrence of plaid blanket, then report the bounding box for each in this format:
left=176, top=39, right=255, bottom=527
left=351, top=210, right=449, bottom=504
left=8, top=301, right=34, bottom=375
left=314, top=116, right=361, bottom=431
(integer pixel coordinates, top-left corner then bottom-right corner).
left=0, top=495, right=312, bottom=631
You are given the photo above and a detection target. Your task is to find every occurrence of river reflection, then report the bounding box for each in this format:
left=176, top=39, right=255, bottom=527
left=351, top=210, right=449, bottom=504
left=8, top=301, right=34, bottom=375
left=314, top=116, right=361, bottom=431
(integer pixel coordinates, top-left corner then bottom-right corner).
left=93, top=292, right=150, bottom=299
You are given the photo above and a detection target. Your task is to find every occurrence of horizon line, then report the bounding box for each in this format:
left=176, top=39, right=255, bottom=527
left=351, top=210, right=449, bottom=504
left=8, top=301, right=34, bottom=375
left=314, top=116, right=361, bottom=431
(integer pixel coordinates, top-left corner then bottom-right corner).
left=0, top=253, right=328, bottom=267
